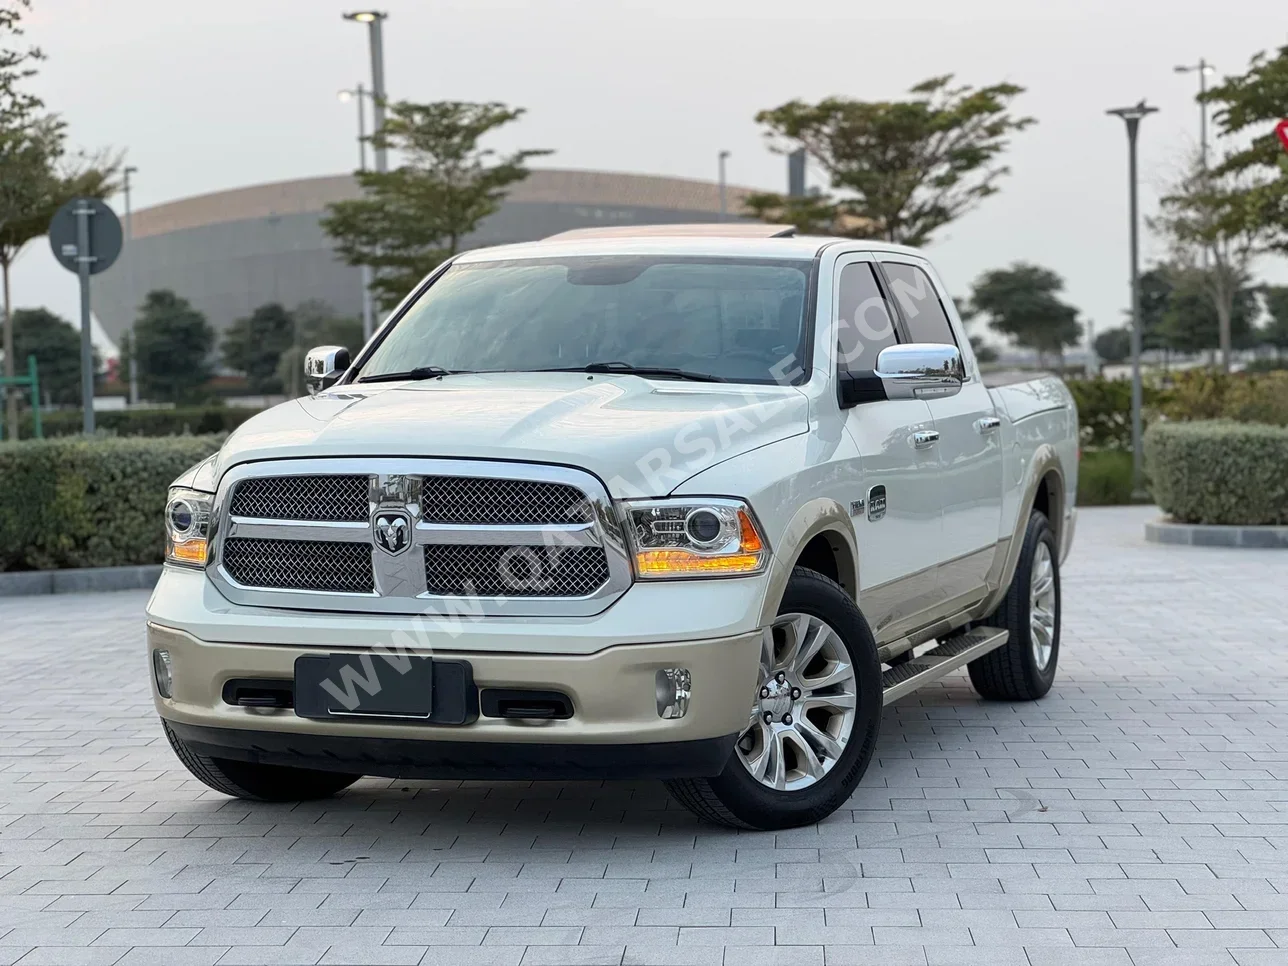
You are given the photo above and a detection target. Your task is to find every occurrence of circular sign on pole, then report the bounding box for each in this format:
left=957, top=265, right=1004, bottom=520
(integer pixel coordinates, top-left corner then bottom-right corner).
left=1276, top=119, right=1288, bottom=155
left=48, top=198, right=123, bottom=275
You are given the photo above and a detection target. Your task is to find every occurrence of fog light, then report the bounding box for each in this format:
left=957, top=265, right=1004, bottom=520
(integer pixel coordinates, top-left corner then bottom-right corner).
left=152, top=649, right=173, bottom=698
left=655, top=667, right=691, bottom=719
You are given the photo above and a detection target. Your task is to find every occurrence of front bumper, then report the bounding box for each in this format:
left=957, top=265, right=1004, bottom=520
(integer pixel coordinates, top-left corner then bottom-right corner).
left=164, top=720, right=738, bottom=781
left=149, top=621, right=761, bottom=764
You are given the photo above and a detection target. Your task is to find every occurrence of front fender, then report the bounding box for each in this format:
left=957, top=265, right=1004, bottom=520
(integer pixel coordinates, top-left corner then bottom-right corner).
left=671, top=432, right=860, bottom=628
left=756, top=500, right=857, bottom=627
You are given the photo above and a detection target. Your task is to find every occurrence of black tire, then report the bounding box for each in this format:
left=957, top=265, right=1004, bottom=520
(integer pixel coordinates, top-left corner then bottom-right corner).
left=665, top=567, right=882, bottom=830
left=162, top=720, right=360, bottom=801
left=967, top=510, right=1061, bottom=701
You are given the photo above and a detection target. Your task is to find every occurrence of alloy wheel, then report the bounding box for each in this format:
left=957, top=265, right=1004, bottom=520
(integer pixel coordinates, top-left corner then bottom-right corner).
left=735, top=612, right=858, bottom=792
left=1030, top=542, right=1057, bottom=670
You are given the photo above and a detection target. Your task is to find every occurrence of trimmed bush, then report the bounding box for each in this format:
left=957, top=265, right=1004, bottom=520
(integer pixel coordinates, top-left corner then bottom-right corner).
left=0, top=435, right=223, bottom=571
left=1076, top=450, right=1138, bottom=506
left=1145, top=420, right=1288, bottom=526
left=19, top=406, right=263, bottom=439
left=1066, top=376, right=1162, bottom=451
left=1159, top=369, right=1288, bottom=426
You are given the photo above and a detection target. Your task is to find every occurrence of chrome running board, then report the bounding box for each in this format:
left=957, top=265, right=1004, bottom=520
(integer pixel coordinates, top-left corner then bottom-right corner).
left=880, top=626, right=1009, bottom=706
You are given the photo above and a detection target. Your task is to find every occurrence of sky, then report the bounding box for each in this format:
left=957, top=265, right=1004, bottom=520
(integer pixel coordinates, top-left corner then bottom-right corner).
left=11, top=0, right=1288, bottom=352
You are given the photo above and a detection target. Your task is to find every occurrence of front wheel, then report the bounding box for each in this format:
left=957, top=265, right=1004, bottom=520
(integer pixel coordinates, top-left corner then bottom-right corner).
left=665, top=567, right=882, bottom=830
left=967, top=509, right=1061, bottom=701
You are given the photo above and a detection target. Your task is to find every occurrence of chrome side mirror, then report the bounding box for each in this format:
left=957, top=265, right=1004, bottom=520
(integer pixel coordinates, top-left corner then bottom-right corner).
left=304, top=345, right=351, bottom=396
left=874, top=343, right=964, bottom=400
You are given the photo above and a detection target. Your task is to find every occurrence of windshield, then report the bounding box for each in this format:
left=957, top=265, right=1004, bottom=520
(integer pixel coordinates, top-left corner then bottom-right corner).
left=357, top=255, right=813, bottom=385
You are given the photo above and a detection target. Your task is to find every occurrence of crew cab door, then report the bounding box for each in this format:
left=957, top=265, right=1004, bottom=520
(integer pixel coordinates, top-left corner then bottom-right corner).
left=878, top=256, right=1004, bottom=607
left=832, top=253, right=943, bottom=635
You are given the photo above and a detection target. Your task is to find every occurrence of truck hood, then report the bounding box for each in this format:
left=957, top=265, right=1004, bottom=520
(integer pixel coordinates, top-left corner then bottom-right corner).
left=214, top=372, right=809, bottom=497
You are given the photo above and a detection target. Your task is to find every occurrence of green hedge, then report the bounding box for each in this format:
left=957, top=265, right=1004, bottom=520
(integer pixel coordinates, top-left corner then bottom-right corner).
left=1144, top=420, right=1288, bottom=526
left=1066, top=377, right=1163, bottom=451
left=1076, top=450, right=1139, bottom=506
left=0, top=435, right=223, bottom=571
left=1159, top=369, right=1288, bottom=426
left=18, top=406, right=263, bottom=440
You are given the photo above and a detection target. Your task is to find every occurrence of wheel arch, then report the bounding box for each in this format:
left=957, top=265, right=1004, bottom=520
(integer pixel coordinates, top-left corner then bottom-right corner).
left=758, top=498, right=858, bottom=627
left=977, top=444, right=1066, bottom=619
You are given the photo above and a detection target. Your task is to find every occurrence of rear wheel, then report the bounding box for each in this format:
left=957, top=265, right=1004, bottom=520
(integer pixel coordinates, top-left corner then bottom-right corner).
left=967, top=509, right=1061, bottom=701
left=163, top=720, right=360, bottom=801
left=665, top=567, right=882, bottom=829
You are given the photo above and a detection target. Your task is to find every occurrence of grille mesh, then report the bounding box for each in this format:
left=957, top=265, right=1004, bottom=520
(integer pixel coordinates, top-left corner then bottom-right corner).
left=223, top=538, right=373, bottom=593
left=230, top=475, right=369, bottom=522
left=424, top=545, right=610, bottom=597
left=421, top=476, right=592, bottom=525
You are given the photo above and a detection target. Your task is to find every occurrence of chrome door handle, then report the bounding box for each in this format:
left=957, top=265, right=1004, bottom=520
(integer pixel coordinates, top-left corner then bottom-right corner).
left=974, top=416, right=1002, bottom=435
left=911, top=430, right=940, bottom=450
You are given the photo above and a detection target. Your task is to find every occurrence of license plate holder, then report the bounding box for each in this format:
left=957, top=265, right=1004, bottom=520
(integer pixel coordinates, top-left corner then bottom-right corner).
left=294, top=653, right=433, bottom=719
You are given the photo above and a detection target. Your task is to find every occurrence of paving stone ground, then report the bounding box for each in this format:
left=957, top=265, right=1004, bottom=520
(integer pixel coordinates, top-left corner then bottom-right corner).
left=2, top=504, right=1286, bottom=966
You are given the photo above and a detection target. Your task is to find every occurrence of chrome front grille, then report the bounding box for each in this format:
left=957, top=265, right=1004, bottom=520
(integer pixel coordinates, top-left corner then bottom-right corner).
left=423, top=545, right=611, bottom=597
left=209, top=459, right=630, bottom=617
left=222, top=538, right=374, bottom=593
left=420, top=476, right=591, bottom=525
left=229, top=475, right=368, bottom=522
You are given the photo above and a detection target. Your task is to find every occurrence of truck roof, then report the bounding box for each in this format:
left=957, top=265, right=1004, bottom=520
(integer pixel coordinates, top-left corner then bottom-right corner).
left=453, top=224, right=927, bottom=263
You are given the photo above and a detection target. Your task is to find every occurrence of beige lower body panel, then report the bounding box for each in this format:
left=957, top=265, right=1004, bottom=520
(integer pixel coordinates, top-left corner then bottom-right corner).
left=149, top=623, right=762, bottom=745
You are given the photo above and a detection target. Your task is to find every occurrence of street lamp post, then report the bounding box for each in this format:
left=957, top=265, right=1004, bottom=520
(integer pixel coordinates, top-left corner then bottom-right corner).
left=1174, top=59, right=1215, bottom=169
left=343, top=11, right=389, bottom=174
left=338, top=84, right=369, bottom=171
left=1107, top=100, right=1159, bottom=499
left=338, top=85, right=376, bottom=340
left=122, top=165, right=139, bottom=405
left=343, top=11, right=389, bottom=342
left=718, top=150, right=730, bottom=222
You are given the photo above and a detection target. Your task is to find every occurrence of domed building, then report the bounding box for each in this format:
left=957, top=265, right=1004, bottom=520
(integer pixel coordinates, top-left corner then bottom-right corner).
left=93, top=169, right=757, bottom=344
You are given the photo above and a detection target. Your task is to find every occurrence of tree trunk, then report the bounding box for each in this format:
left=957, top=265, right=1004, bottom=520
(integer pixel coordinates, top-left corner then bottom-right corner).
left=2, top=259, right=16, bottom=442
left=1216, top=299, right=1232, bottom=373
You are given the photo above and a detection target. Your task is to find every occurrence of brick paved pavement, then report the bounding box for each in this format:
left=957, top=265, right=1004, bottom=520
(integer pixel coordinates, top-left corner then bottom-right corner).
left=2, top=505, right=1286, bottom=966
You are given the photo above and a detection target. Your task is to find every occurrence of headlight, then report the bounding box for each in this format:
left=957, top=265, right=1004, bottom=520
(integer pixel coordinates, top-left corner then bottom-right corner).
left=165, top=487, right=213, bottom=567
left=623, top=498, right=768, bottom=578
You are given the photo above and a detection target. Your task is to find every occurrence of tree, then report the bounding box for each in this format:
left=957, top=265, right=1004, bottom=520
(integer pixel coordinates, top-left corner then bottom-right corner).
left=10, top=306, right=97, bottom=404
left=0, top=0, right=41, bottom=125
left=1093, top=327, right=1132, bottom=364
left=276, top=300, right=363, bottom=398
left=1157, top=267, right=1257, bottom=357
left=322, top=101, right=550, bottom=310
left=746, top=76, right=1034, bottom=245
left=221, top=302, right=295, bottom=394
left=968, top=335, right=999, bottom=365
left=1137, top=267, right=1173, bottom=353
left=1261, top=286, right=1288, bottom=360
left=133, top=290, right=214, bottom=403
left=967, top=263, right=1083, bottom=368
left=1, top=0, right=117, bottom=438
left=1203, top=46, right=1288, bottom=253
left=1151, top=156, right=1277, bottom=371
left=953, top=295, right=999, bottom=364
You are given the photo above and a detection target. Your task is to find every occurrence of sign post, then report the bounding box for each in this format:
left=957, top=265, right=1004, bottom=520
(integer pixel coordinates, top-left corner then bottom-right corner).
left=48, top=198, right=122, bottom=434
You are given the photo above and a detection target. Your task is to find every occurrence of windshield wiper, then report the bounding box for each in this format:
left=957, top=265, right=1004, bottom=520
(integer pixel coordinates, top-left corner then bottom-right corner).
left=532, top=362, right=727, bottom=383
left=356, top=366, right=466, bottom=383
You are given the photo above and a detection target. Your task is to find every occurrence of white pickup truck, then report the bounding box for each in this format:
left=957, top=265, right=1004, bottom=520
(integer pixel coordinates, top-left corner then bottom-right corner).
left=148, top=225, right=1077, bottom=830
